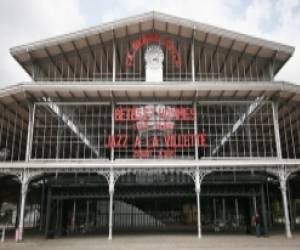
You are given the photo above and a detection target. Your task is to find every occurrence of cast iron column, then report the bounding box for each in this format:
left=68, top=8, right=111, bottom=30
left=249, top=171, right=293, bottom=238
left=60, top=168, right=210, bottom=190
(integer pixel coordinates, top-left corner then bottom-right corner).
left=279, top=171, right=292, bottom=238
left=191, top=27, right=195, bottom=82
left=108, top=170, right=114, bottom=240
left=194, top=168, right=202, bottom=238
left=260, top=184, right=268, bottom=234
left=272, top=101, right=292, bottom=238
left=39, top=178, right=45, bottom=232
left=235, top=198, right=239, bottom=227
left=17, top=173, right=29, bottom=241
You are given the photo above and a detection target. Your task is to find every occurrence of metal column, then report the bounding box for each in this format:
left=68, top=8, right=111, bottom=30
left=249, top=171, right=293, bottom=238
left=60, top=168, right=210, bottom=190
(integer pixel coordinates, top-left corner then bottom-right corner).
left=17, top=173, right=29, bottom=242
left=279, top=172, right=292, bottom=238
left=25, top=103, right=34, bottom=162
left=222, top=198, right=226, bottom=223
left=213, top=198, right=217, bottom=226
left=235, top=198, right=239, bottom=227
left=272, top=101, right=292, bottom=238
left=45, top=187, right=52, bottom=238
left=16, top=103, right=35, bottom=241
left=39, top=178, right=45, bottom=232
left=260, top=184, right=268, bottom=234
left=71, top=200, right=76, bottom=233
left=85, top=200, right=90, bottom=230
left=108, top=170, right=114, bottom=240
left=108, top=101, right=115, bottom=240
left=194, top=168, right=202, bottom=239
left=272, top=101, right=282, bottom=159
left=253, top=196, right=257, bottom=215
left=191, top=27, right=195, bottom=82
left=112, top=32, right=116, bottom=83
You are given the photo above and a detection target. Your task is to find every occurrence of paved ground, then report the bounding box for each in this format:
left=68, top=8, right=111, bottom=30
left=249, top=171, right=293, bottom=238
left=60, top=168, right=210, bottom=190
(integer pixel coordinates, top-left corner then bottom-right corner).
left=1, top=232, right=300, bottom=250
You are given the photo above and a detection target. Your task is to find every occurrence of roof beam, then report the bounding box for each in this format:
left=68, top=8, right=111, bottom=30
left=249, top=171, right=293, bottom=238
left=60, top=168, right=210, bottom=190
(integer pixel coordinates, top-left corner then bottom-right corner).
left=232, top=43, right=249, bottom=76
left=71, top=41, right=88, bottom=77
left=231, top=90, right=238, bottom=98
left=112, top=30, right=121, bottom=69
left=98, top=33, right=112, bottom=73
left=97, top=91, right=103, bottom=101
left=180, top=90, right=184, bottom=101
left=245, top=46, right=262, bottom=75
left=44, top=48, right=63, bottom=77
left=27, top=51, right=48, bottom=80
left=197, top=33, right=209, bottom=74
left=82, top=91, right=89, bottom=98
left=125, top=90, right=130, bottom=101
left=245, top=90, right=252, bottom=99
left=69, top=91, right=75, bottom=99
left=57, top=45, right=75, bottom=77
left=166, top=22, right=169, bottom=33
left=199, top=33, right=208, bottom=57
left=153, top=91, right=157, bottom=102
left=186, top=29, right=195, bottom=74
left=12, top=54, right=33, bottom=80
left=208, top=36, right=222, bottom=73
left=219, top=39, right=235, bottom=73
left=218, top=90, right=225, bottom=100
left=152, top=17, right=155, bottom=32
left=205, top=90, right=211, bottom=98
left=138, top=22, right=145, bottom=76
left=259, top=50, right=278, bottom=80
left=85, top=37, right=101, bottom=74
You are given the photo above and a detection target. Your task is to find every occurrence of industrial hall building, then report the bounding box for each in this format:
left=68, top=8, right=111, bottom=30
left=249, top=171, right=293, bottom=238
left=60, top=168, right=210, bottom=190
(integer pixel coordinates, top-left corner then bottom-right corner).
left=0, top=11, right=299, bottom=242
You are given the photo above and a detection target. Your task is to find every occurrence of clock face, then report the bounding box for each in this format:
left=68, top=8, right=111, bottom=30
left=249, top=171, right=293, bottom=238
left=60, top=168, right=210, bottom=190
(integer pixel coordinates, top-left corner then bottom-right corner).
left=145, top=45, right=164, bottom=69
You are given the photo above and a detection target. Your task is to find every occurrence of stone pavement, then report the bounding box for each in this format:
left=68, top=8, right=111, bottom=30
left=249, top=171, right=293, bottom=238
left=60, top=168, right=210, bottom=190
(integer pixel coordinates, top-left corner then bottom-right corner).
left=1, top=233, right=300, bottom=250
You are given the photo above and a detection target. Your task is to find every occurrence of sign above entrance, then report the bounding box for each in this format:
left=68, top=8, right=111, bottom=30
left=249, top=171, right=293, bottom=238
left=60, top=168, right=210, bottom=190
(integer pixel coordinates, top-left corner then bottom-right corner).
left=126, top=33, right=182, bottom=68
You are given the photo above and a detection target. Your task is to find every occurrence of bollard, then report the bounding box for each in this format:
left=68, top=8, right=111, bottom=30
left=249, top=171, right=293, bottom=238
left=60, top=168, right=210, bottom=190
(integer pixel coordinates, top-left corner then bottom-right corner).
left=1, top=226, right=5, bottom=243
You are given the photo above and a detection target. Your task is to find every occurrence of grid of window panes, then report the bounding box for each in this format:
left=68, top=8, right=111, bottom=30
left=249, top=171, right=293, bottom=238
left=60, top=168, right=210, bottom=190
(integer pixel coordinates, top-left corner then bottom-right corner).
left=30, top=101, right=284, bottom=160
left=113, top=104, right=195, bottom=159
left=279, top=106, right=300, bottom=159
left=31, top=103, right=111, bottom=160
left=0, top=107, right=27, bottom=162
left=197, top=101, right=277, bottom=158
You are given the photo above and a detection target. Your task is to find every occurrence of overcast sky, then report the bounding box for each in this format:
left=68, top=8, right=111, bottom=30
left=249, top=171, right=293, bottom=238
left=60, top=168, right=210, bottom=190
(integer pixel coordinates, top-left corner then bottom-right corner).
left=0, top=0, right=300, bottom=87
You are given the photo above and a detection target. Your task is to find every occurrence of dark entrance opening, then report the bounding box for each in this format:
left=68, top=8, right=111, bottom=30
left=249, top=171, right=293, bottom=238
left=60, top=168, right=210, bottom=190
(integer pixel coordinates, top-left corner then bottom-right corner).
left=44, top=172, right=269, bottom=237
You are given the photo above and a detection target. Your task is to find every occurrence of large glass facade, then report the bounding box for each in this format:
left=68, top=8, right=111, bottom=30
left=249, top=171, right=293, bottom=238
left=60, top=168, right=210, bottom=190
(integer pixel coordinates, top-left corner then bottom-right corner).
left=32, top=103, right=112, bottom=160
left=29, top=100, right=278, bottom=160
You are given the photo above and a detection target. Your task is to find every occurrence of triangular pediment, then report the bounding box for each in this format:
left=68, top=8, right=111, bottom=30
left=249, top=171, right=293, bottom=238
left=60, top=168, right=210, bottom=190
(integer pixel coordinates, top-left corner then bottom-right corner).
left=10, top=11, right=294, bottom=81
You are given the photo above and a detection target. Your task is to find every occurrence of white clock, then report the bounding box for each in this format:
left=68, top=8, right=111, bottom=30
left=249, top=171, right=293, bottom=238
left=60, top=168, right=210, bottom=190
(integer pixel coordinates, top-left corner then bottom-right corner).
left=144, top=45, right=164, bottom=82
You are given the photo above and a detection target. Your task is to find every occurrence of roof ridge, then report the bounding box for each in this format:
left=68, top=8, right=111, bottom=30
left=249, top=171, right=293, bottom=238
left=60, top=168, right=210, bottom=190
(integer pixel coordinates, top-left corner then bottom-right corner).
left=10, top=10, right=294, bottom=55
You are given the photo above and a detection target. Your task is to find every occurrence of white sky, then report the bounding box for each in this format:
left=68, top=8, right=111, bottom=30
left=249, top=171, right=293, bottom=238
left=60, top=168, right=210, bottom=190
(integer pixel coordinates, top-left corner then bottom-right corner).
left=0, top=0, right=299, bottom=87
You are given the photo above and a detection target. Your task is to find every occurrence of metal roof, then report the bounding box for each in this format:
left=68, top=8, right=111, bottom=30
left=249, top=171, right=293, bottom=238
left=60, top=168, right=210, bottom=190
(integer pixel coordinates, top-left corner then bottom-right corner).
left=1, top=81, right=300, bottom=105
left=10, top=11, right=295, bottom=76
